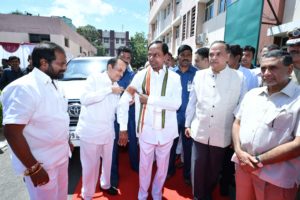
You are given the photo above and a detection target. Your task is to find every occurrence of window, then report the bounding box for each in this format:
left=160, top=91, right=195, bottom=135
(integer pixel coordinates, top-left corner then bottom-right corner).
left=163, top=8, right=167, bottom=19
left=167, top=3, right=171, bottom=15
left=219, top=0, right=232, bottom=13
left=205, top=0, right=214, bottom=21
left=80, top=46, right=82, bottom=53
left=190, top=7, right=196, bottom=37
left=104, top=38, right=109, bottom=43
left=64, top=38, right=69, bottom=47
left=29, top=34, right=50, bottom=43
left=175, top=26, right=180, bottom=39
left=116, top=38, right=119, bottom=44
left=186, top=11, right=190, bottom=38
left=182, top=14, right=186, bottom=40
left=105, top=48, right=109, bottom=55
left=162, top=36, right=166, bottom=43
left=121, top=38, right=125, bottom=44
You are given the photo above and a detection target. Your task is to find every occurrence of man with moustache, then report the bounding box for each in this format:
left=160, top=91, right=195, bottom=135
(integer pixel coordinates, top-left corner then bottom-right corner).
left=118, top=41, right=182, bottom=200
left=232, top=50, right=300, bottom=200
left=1, top=42, right=70, bottom=200
left=76, top=57, right=128, bottom=199
left=0, top=56, right=24, bottom=90
left=185, top=41, right=247, bottom=200
left=168, top=45, right=197, bottom=186
left=241, top=45, right=256, bottom=69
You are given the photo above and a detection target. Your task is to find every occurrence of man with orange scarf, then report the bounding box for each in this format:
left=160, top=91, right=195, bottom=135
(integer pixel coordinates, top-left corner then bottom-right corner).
left=117, top=40, right=182, bottom=200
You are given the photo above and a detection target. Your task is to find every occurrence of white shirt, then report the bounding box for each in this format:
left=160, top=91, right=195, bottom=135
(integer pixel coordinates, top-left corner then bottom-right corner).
left=185, top=66, right=247, bottom=148
left=251, top=67, right=262, bottom=87
left=76, top=72, right=120, bottom=144
left=233, top=81, right=300, bottom=188
left=118, top=66, right=182, bottom=145
left=1, top=68, right=69, bottom=174
left=238, top=65, right=258, bottom=90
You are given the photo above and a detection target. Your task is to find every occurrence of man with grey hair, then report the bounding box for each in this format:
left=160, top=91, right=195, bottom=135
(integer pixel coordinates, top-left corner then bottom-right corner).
left=185, top=40, right=247, bottom=199
left=232, top=50, right=300, bottom=200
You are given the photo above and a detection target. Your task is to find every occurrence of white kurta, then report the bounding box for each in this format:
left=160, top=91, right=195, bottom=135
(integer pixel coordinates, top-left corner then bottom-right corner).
left=76, top=72, right=120, bottom=199
left=118, top=66, right=182, bottom=200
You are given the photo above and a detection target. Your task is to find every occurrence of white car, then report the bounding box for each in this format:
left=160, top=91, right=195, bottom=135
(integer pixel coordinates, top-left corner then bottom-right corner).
left=58, top=56, right=112, bottom=146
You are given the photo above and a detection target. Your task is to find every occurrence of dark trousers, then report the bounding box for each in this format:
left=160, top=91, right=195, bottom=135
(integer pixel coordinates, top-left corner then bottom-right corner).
left=191, top=141, right=226, bottom=200
left=219, top=146, right=235, bottom=194
left=182, top=127, right=193, bottom=180
left=110, top=119, right=139, bottom=187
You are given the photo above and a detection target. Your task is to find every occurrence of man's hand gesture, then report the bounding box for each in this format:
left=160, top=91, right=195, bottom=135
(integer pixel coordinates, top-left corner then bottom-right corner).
left=118, top=131, right=128, bottom=146
left=112, top=86, right=124, bottom=94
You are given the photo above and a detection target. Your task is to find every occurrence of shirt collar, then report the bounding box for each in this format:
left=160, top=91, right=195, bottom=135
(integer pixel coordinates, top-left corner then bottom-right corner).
left=150, top=65, right=167, bottom=74
left=175, top=64, right=197, bottom=73
left=32, top=67, right=52, bottom=84
left=208, top=65, right=229, bottom=75
left=104, top=71, right=115, bottom=85
left=259, top=80, right=297, bottom=97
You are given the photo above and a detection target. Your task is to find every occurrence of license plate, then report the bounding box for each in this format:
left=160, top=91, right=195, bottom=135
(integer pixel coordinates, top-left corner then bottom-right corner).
left=69, top=130, right=80, bottom=140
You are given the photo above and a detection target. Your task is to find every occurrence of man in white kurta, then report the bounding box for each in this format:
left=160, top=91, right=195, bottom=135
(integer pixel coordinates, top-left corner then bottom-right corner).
left=118, top=41, right=182, bottom=200
left=1, top=42, right=70, bottom=200
left=76, top=58, right=127, bottom=200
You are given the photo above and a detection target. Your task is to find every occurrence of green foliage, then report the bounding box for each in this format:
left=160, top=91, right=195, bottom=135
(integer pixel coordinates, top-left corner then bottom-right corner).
left=130, top=32, right=148, bottom=69
left=10, top=10, right=25, bottom=15
left=77, top=25, right=105, bottom=56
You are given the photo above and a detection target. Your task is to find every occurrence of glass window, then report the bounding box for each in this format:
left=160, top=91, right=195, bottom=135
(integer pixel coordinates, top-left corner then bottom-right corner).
left=219, top=0, right=232, bottom=14
left=205, top=0, right=214, bottom=21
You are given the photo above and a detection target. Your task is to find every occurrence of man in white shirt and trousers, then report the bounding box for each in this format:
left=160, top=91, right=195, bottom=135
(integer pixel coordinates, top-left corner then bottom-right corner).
left=118, top=40, right=182, bottom=200
left=185, top=41, right=247, bottom=200
left=1, top=41, right=71, bottom=200
left=76, top=57, right=128, bottom=199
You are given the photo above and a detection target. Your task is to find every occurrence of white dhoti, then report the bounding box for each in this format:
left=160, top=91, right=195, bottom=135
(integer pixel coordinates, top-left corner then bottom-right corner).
left=24, top=160, right=69, bottom=200
left=138, top=139, right=173, bottom=200
left=80, top=139, right=114, bottom=199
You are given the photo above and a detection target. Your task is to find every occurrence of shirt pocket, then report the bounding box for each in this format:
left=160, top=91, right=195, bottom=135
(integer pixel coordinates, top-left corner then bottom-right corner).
left=264, top=109, right=293, bottom=131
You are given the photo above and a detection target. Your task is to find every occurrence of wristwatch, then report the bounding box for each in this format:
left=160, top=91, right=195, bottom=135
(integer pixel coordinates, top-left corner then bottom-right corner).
left=255, top=155, right=263, bottom=168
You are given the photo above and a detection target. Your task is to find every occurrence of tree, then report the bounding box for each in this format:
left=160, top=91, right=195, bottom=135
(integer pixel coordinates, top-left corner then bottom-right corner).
left=77, top=25, right=105, bottom=56
left=130, top=32, right=148, bottom=69
left=10, top=10, right=25, bottom=15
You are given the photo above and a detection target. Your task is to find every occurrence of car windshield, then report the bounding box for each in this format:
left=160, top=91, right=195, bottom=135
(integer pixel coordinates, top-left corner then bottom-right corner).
left=61, top=58, right=109, bottom=80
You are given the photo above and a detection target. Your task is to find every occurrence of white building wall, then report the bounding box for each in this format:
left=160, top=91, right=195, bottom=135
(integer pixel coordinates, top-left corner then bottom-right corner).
left=0, top=32, right=28, bottom=43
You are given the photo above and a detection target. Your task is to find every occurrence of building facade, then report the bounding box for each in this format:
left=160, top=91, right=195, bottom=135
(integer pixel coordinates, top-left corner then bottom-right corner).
left=148, top=0, right=299, bottom=59
left=98, top=29, right=130, bottom=56
left=0, top=14, right=96, bottom=66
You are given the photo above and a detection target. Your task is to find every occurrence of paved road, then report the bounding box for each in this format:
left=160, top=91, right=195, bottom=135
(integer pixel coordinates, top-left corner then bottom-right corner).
left=0, top=130, right=82, bottom=200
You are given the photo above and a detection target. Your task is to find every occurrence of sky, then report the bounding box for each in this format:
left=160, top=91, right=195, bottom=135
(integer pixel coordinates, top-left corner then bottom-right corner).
left=1, top=0, right=149, bottom=36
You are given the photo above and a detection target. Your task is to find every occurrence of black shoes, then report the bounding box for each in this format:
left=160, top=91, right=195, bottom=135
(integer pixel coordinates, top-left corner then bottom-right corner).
left=101, top=186, right=118, bottom=195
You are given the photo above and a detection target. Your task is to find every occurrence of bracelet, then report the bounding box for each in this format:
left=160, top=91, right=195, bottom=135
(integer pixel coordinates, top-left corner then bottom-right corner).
left=24, top=162, right=42, bottom=176
left=29, top=164, right=43, bottom=176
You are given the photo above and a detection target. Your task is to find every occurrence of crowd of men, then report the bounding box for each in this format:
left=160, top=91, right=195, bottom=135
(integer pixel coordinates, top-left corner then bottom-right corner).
left=1, top=27, right=300, bottom=200
left=0, top=55, right=33, bottom=90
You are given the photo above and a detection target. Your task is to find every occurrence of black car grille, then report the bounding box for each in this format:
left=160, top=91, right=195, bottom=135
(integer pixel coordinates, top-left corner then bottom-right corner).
left=68, top=99, right=81, bottom=126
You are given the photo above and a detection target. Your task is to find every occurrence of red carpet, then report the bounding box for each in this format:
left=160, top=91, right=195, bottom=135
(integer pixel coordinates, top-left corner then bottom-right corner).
left=72, top=150, right=231, bottom=200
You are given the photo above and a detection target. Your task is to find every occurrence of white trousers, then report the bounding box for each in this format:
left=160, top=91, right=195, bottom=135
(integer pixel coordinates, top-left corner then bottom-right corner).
left=80, top=140, right=113, bottom=200
left=138, top=139, right=173, bottom=200
left=24, top=160, right=69, bottom=200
